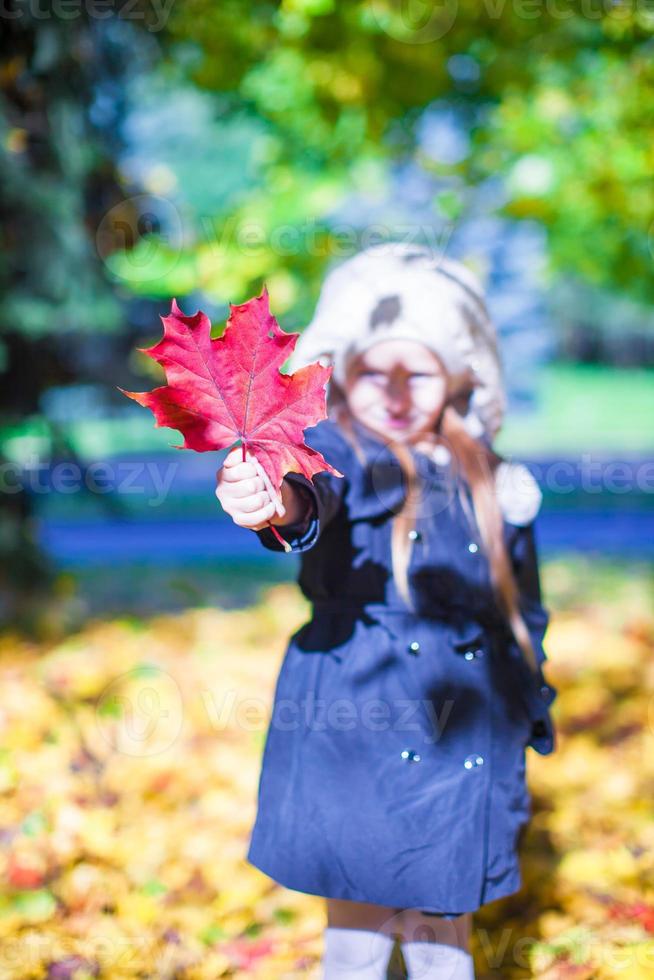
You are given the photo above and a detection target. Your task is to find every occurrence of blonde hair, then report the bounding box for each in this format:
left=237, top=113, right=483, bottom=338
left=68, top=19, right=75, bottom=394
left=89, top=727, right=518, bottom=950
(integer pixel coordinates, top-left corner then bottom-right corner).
left=327, top=376, right=540, bottom=675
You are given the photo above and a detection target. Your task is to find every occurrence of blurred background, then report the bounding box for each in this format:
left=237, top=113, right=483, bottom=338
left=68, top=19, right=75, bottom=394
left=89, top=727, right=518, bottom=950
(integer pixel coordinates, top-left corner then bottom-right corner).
left=1, top=3, right=653, bottom=978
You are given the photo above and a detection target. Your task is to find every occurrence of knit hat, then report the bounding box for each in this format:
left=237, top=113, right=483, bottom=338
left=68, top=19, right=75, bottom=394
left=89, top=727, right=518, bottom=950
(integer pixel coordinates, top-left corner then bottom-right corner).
left=287, top=241, right=507, bottom=442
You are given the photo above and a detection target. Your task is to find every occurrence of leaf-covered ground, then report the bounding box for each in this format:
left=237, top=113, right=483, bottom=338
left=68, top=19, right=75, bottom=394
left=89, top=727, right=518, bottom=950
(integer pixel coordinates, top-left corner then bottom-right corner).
left=0, top=561, right=653, bottom=978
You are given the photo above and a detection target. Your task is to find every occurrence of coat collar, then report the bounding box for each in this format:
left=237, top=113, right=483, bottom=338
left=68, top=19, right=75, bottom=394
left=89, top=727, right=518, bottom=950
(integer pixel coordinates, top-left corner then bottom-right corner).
left=345, top=418, right=455, bottom=520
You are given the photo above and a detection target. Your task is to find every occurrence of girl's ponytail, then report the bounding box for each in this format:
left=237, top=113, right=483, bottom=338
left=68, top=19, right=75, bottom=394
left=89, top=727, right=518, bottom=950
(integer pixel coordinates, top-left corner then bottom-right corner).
left=439, top=405, right=539, bottom=674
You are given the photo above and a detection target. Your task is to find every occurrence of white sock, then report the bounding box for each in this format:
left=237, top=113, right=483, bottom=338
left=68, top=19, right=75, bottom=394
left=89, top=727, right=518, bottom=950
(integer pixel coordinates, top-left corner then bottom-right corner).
left=321, top=925, right=395, bottom=979
left=401, top=941, right=475, bottom=979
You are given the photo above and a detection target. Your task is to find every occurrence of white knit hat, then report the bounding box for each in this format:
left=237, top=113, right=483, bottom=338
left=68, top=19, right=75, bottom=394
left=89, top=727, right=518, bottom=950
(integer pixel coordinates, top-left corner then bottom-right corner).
left=287, top=241, right=507, bottom=442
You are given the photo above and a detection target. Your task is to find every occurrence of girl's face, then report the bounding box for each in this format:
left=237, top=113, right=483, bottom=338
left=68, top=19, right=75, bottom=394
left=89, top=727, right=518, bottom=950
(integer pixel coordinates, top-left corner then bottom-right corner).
left=343, top=339, right=449, bottom=444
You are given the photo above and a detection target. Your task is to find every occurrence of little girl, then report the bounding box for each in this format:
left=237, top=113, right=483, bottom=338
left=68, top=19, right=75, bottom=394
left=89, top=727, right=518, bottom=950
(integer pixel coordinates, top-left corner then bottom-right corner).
left=215, top=242, right=557, bottom=979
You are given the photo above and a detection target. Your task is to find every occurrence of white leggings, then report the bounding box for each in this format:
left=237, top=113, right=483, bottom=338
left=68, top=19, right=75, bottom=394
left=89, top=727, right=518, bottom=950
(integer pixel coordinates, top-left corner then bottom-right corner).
left=322, top=906, right=475, bottom=979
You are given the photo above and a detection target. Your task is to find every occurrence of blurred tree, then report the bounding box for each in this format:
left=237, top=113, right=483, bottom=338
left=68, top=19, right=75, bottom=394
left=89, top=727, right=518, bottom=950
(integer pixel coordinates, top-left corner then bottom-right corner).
left=2, top=1, right=654, bottom=620
left=0, top=6, right=158, bottom=623
left=136, top=0, right=654, bottom=323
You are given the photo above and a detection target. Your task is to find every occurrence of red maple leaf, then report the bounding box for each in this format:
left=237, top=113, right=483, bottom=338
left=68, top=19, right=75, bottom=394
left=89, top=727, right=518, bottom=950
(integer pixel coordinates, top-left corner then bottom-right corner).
left=118, top=287, right=343, bottom=547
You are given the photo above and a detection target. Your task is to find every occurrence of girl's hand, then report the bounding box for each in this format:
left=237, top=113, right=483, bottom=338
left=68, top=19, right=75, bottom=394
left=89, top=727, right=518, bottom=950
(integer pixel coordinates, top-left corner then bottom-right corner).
left=216, top=448, right=286, bottom=531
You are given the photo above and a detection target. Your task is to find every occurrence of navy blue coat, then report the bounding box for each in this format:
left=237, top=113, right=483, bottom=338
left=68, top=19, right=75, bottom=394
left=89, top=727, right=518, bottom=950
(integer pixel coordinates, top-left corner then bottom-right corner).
left=245, top=417, right=557, bottom=914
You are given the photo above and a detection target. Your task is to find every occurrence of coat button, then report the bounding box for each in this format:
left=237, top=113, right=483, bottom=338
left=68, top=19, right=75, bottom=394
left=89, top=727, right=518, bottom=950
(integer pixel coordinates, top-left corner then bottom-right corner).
left=463, top=646, right=484, bottom=660
left=540, top=684, right=550, bottom=700
left=467, top=542, right=479, bottom=553
left=408, top=641, right=421, bottom=655
left=401, top=749, right=421, bottom=762
left=408, top=529, right=421, bottom=542
left=463, top=754, right=484, bottom=769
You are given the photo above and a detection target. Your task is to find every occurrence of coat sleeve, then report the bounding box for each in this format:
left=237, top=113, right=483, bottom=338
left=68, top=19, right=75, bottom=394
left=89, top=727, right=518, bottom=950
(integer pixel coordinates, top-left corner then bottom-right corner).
left=510, top=520, right=550, bottom=670
left=506, top=519, right=558, bottom=754
left=253, top=420, right=352, bottom=554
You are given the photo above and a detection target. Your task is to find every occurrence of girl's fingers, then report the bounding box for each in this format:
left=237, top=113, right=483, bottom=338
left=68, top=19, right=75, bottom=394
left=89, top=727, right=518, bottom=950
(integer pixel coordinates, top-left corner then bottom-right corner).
left=245, top=450, right=285, bottom=517
left=215, top=485, right=266, bottom=514
left=224, top=475, right=265, bottom=498
left=236, top=490, right=274, bottom=514
left=220, top=458, right=259, bottom=483
left=233, top=498, right=277, bottom=528
left=222, top=446, right=244, bottom=468
left=216, top=446, right=285, bottom=520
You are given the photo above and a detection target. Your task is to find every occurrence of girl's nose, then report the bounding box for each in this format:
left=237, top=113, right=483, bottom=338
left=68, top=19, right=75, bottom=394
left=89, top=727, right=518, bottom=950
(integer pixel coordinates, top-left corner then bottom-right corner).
left=386, top=377, right=411, bottom=412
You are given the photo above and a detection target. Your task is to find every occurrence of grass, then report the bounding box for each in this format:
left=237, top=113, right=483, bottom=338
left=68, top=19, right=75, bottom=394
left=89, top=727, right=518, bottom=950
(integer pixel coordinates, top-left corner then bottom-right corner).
left=494, top=363, right=654, bottom=456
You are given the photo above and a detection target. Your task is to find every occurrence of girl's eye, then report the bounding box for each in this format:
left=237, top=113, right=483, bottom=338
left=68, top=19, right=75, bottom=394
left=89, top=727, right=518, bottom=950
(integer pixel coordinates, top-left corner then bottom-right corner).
left=357, top=370, right=437, bottom=383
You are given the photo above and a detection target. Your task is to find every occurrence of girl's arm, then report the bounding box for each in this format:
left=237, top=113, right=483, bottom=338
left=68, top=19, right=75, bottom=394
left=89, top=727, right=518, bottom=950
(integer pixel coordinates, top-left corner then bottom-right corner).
left=253, top=467, right=346, bottom=553
left=215, top=419, right=353, bottom=554
left=509, top=520, right=550, bottom=672
left=267, top=478, right=314, bottom=528
left=253, top=420, right=353, bottom=554
left=494, top=457, right=549, bottom=670
left=505, top=518, right=557, bottom=755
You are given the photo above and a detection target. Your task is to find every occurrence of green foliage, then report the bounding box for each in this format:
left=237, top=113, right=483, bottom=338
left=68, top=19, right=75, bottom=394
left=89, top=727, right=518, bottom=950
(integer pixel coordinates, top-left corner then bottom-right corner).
left=155, top=0, right=654, bottom=311
left=0, top=20, right=123, bottom=339
left=0, top=14, right=134, bottom=601
left=481, top=49, right=654, bottom=305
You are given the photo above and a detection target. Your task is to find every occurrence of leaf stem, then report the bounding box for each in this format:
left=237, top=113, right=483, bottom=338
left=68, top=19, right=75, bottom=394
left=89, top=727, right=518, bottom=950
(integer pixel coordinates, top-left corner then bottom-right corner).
left=267, top=523, right=293, bottom=553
